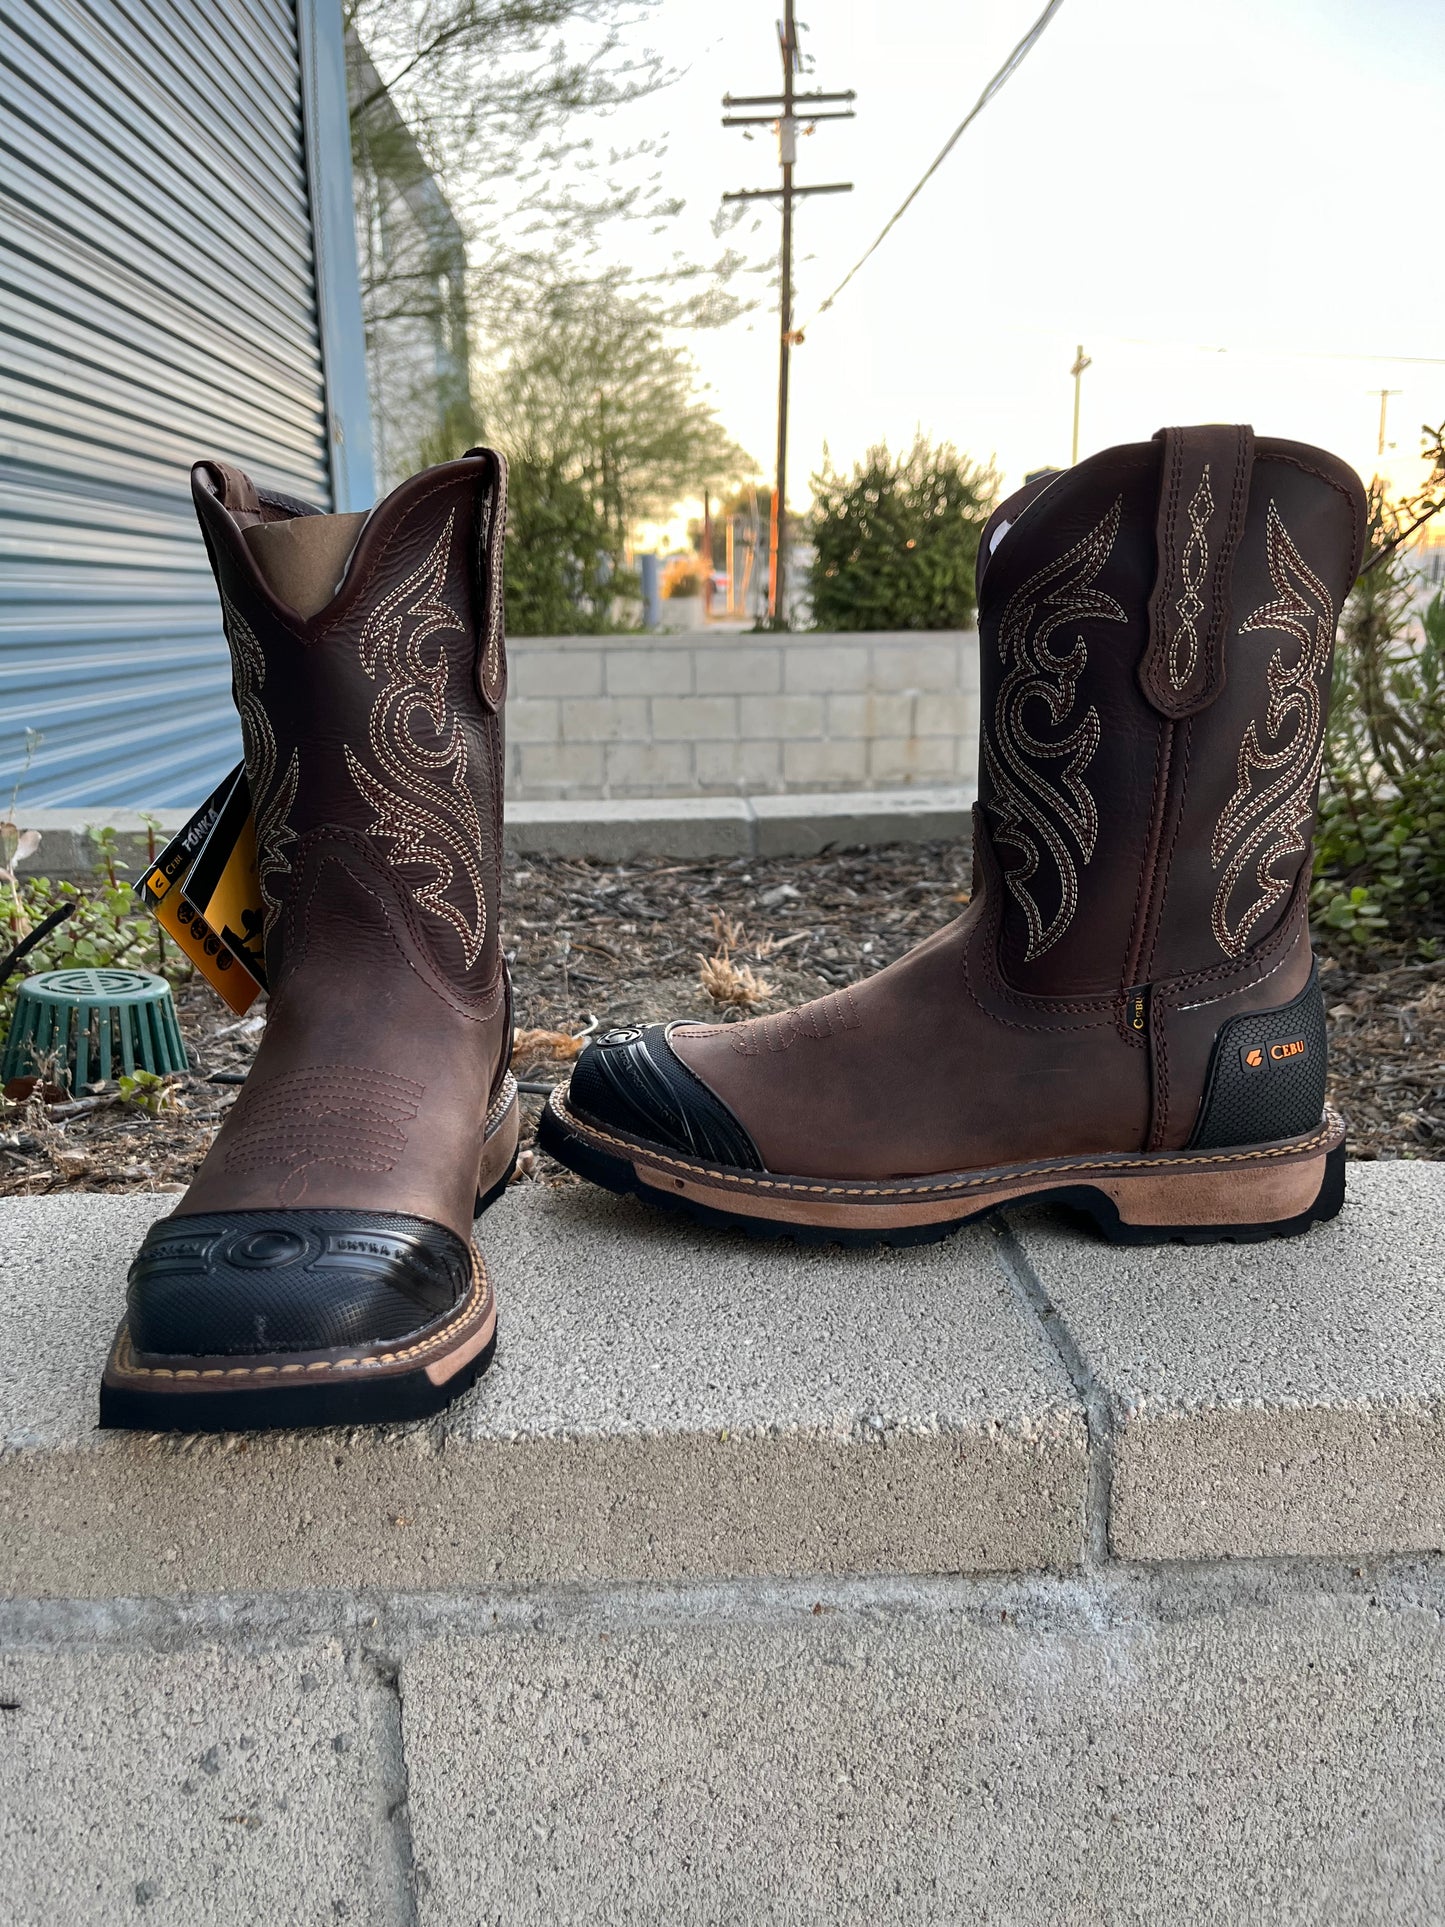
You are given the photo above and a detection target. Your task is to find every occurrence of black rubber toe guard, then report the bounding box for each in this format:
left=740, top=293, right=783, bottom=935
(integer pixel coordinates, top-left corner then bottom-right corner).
left=125, top=1209, right=473, bottom=1359
left=566, top=1023, right=763, bottom=1169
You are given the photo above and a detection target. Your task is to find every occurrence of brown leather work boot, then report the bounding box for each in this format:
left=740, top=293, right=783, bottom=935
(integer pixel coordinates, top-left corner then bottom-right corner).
left=542, top=427, right=1366, bottom=1246
left=100, top=450, right=516, bottom=1428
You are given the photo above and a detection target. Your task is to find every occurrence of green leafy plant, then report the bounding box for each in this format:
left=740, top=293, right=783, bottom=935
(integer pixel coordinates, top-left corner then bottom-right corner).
left=117, top=1069, right=178, bottom=1116
left=1313, top=432, right=1445, bottom=952
left=807, top=435, right=999, bottom=632
left=2, top=834, right=188, bottom=1037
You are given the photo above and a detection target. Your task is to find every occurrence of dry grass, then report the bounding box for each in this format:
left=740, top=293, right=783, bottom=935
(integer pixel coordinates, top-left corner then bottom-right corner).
left=511, top=1026, right=587, bottom=1063
left=697, top=952, right=775, bottom=1009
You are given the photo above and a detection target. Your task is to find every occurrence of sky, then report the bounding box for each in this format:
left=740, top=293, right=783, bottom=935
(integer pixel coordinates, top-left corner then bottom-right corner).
left=574, top=0, right=1445, bottom=512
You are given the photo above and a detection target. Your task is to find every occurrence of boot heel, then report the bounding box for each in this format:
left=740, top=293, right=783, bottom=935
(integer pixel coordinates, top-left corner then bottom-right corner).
left=1081, top=1138, right=1344, bottom=1246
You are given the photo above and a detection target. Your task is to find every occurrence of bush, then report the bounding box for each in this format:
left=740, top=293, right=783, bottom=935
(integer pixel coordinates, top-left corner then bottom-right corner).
left=503, top=458, right=617, bottom=636
left=1313, top=566, right=1445, bottom=952
left=807, top=435, right=998, bottom=632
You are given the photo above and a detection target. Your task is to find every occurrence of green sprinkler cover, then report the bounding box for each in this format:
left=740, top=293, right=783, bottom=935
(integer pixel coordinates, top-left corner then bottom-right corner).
left=1, top=967, right=188, bottom=1089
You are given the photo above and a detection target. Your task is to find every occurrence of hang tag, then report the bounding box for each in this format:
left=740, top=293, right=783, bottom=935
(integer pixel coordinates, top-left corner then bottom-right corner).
left=136, top=764, right=265, bottom=1015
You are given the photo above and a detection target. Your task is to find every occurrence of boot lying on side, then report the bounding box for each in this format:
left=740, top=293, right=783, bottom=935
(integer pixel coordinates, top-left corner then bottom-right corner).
left=101, top=450, right=516, bottom=1429
left=543, top=427, right=1366, bottom=1246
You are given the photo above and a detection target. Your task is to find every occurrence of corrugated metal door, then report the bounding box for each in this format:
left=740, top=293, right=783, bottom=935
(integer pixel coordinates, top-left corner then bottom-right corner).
left=0, top=0, right=345, bottom=808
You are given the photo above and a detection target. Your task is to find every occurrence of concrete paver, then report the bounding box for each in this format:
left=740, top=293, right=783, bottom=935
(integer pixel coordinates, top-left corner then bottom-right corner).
left=1011, top=1162, right=1445, bottom=1558
left=2, top=1639, right=397, bottom=1927
left=400, top=1583, right=1445, bottom=1925
left=0, top=1188, right=1084, bottom=1597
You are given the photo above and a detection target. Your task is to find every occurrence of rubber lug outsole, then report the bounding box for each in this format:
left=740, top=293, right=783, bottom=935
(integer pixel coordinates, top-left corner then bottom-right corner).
left=538, top=1102, right=1347, bottom=1251
left=97, top=1330, right=497, bottom=1433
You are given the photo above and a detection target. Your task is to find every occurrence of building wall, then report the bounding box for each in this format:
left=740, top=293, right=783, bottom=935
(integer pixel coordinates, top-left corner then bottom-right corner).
left=0, top=0, right=372, bottom=809
left=506, top=631, right=981, bottom=799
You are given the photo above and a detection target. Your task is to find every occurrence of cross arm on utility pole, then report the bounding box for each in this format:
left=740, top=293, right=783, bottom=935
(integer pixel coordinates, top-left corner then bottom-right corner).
left=723, top=90, right=856, bottom=108
left=722, top=183, right=854, bottom=202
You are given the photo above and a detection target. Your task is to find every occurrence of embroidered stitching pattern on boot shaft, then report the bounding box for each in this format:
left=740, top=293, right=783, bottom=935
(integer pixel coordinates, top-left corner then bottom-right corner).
left=225, top=597, right=299, bottom=939
left=1171, top=464, right=1215, bottom=691
left=346, top=509, right=491, bottom=967
left=983, top=498, right=1125, bottom=960
left=1210, top=502, right=1335, bottom=958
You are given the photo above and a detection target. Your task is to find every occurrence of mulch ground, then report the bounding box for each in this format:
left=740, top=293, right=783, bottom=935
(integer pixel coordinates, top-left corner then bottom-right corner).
left=2, top=842, right=1441, bottom=1198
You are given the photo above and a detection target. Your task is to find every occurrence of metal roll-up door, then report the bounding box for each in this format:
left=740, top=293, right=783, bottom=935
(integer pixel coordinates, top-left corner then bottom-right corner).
left=0, top=0, right=370, bottom=809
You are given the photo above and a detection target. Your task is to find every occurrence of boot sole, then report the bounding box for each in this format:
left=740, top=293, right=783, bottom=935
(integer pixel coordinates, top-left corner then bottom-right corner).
left=539, top=1087, right=1347, bottom=1250
left=98, top=1244, right=498, bottom=1432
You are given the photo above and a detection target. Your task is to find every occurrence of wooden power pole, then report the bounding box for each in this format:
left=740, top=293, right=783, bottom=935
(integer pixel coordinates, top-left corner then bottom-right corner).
left=1070, top=344, right=1091, bottom=466
left=723, top=5, right=854, bottom=624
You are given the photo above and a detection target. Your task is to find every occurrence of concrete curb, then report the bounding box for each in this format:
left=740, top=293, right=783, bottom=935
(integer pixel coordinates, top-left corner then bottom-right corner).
left=0, top=1188, right=1084, bottom=1600
left=3, top=1163, right=1445, bottom=1601
left=16, top=786, right=976, bottom=880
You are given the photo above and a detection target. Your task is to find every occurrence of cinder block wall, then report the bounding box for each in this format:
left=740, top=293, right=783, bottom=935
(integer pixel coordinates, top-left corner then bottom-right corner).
left=506, top=631, right=981, bottom=799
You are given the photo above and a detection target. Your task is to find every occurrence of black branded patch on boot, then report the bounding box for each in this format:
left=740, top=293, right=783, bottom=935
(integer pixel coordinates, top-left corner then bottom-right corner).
left=1188, top=964, right=1328, bottom=1150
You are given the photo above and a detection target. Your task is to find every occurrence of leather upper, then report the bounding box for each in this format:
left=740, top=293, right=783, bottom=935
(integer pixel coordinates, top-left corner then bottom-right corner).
left=169, top=453, right=512, bottom=1246
left=651, top=429, right=1367, bottom=1177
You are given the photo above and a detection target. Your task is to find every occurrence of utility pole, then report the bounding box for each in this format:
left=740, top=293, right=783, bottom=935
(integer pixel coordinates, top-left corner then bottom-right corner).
left=1372, top=388, right=1402, bottom=459
left=1070, top=344, right=1091, bottom=466
left=723, top=5, right=854, bottom=625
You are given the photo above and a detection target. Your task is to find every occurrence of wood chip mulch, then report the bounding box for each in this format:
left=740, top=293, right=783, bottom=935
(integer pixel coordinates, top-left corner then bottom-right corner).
left=2, top=842, right=1440, bottom=1199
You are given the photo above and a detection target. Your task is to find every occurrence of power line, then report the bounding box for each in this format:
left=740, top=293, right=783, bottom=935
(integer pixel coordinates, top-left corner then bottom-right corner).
left=802, top=0, right=1068, bottom=330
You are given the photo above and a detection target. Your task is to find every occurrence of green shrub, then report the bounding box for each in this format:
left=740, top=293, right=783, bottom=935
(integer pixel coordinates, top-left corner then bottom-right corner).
left=1312, top=461, right=1445, bottom=951
left=807, top=435, right=998, bottom=632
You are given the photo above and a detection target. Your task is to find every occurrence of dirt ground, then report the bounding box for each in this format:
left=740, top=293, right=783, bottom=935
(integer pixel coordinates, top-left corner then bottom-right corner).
left=2, top=842, right=1441, bottom=1198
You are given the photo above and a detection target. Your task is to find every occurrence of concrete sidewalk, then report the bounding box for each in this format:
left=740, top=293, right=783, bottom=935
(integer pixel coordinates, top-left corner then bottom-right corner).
left=4, top=1163, right=1445, bottom=1921
left=20, top=784, right=976, bottom=877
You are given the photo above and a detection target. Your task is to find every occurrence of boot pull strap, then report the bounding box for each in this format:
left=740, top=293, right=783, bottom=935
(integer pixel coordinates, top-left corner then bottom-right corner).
left=1140, top=424, right=1255, bottom=717
left=463, top=447, right=509, bottom=712
left=196, top=459, right=266, bottom=530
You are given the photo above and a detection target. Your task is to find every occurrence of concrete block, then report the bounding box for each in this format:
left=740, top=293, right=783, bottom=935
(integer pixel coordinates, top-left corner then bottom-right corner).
left=1011, top=1162, right=1445, bottom=1560
left=402, top=1586, right=1445, bottom=1925
left=510, top=649, right=603, bottom=699
left=649, top=695, right=739, bottom=742
left=2, top=1641, right=398, bottom=1925
left=751, top=786, right=976, bottom=857
left=694, top=645, right=783, bottom=695
left=560, top=697, right=648, bottom=743
left=0, top=1187, right=1082, bottom=1597
left=18, top=811, right=190, bottom=886
left=517, top=742, right=604, bottom=791
left=693, top=739, right=782, bottom=792
left=783, top=644, right=869, bottom=694
left=868, top=736, right=960, bottom=783
left=740, top=693, right=825, bottom=738
left=909, top=691, right=977, bottom=738
left=825, top=692, right=917, bottom=740
left=505, top=696, right=560, bottom=744
left=782, top=738, right=871, bottom=788
left=604, top=647, right=694, bottom=697
left=506, top=797, right=754, bottom=861
left=603, top=740, right=695, bottom=793
left=868, top=640, right=963, bottom=693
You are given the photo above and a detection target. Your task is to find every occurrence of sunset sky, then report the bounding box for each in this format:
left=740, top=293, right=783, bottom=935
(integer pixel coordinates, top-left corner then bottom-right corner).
left=594, top=0, right=1445, bottom=510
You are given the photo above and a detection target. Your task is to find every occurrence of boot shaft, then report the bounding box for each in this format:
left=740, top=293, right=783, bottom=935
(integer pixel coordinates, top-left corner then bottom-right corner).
left=975, top=429, right=1366, bottom=999
left=192, top=451, right=509, bottom=995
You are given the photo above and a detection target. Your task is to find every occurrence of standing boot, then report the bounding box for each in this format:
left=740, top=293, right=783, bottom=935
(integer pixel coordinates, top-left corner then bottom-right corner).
left=542, top=428, right=1366, bottom=1245
left=101, top=450, right=516, bottom=1428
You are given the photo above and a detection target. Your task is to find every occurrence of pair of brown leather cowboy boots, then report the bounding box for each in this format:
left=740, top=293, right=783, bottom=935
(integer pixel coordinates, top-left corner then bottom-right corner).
left=100, top=426, right=1366, bottom=1432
